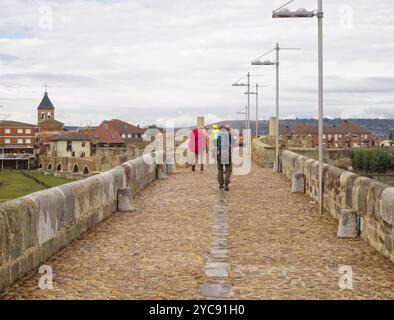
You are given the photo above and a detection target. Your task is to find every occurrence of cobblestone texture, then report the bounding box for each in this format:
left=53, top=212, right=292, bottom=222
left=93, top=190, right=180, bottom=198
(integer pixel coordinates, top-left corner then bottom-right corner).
left=2, top=163, right=394, bottom=299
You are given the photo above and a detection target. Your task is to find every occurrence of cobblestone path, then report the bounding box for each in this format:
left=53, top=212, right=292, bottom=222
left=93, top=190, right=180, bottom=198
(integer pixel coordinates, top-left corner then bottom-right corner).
left=2, top=163, right=394, bottom=299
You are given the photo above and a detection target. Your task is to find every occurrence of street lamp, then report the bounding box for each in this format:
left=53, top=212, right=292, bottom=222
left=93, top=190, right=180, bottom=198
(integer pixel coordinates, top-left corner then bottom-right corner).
left=272, top=0, right=324, bottom=214
left=251, top=44, right=300, bottom=172
left=244, top=84, right=266, bottom=138
left=232, top=73, right=264, bottom=135
left=232, top=73, right=250, bottom=132
left=244, top=89, right=257, bottom=137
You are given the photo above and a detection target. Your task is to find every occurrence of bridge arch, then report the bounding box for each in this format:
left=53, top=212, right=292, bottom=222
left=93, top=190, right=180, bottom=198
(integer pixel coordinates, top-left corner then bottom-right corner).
left=83, top=166, right=90, bottom=175
left=73, top=164, right=79, bottom=173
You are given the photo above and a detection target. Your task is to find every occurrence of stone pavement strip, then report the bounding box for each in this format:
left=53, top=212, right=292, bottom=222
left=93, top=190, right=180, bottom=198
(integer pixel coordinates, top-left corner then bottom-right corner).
left=1, top=163, right=394, bottom=299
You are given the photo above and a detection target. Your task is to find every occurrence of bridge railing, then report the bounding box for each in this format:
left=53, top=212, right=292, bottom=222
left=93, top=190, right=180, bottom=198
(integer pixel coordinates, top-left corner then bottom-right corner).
left=0, top=152, right=172, bottom=292
left=279, top=149, right=394, bottom=264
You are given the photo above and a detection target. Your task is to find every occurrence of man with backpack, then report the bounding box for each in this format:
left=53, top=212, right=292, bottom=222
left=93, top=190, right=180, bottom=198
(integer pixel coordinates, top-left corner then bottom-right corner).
left=216, top=125, right=233, bottom=191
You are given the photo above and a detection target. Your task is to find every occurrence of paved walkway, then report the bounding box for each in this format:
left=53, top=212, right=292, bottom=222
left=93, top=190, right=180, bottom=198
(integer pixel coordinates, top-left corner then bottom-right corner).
left=2, top=163, right=394, bottom=299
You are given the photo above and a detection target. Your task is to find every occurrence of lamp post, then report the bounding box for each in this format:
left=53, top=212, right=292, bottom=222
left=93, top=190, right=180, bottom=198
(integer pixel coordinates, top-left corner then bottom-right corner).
left=236, top=106, right=248, bottom=131
left=244, top=84, right=266, bottom=138
left=232, top=73, right=264, bottom=136
left=272, top=0, right=324, bottom=214
left=232, top=73, right=250, bottom=132
left=252, top=44, right=299, bottom=172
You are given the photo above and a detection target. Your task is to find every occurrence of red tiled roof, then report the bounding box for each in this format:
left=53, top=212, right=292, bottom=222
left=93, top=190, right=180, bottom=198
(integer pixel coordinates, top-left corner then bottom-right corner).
left=84, top=121, right=124, bottom=144
left=108, top=119, right=145, bottom=134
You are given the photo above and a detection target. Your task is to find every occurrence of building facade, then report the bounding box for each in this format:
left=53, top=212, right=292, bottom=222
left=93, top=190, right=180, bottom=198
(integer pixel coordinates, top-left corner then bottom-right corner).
left=0, top=120, right=37, bottom=169
left=84, top=122, right=125, bottom=154
left=105, top=119, right=145, bottom=147
left=281, top=121, right=372, bottom=148
left=50, top=132, right=91, bottom=158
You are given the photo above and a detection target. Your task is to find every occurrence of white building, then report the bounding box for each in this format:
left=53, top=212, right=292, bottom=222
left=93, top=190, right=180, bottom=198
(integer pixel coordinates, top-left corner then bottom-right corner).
left=50, top=131, right=91, bottom=158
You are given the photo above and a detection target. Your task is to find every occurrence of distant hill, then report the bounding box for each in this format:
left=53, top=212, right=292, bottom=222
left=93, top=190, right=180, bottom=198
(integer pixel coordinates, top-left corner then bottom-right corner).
left=208, top=119, right=394, bottom=137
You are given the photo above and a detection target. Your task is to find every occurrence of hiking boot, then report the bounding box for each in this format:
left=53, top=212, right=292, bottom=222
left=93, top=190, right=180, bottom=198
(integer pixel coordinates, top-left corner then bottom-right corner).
left=219, top=184, right=224, bottom=190
left=192, top=165, right=196, bottom=172
left=200, top=164, right=204, bottom=171
left=224, top=184, right=230, bottom=191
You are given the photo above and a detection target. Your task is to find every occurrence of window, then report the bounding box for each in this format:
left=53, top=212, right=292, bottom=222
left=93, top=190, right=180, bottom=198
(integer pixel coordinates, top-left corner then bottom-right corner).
left=122, top=134, right=126, bottom=139
left=322, top=134, right=326, bottom=140
left=67, top=141, right=72, bottom=152
left=5, top=139, right=10, bottom=144
left=47, top=112, right=52, bottom=119
left=25, top=138, right=31, bottom=144
left=41, top=112, right=45, bottom=120
left=335, top=134, right=338, bottom=141
left=26, top=129, right=31, bottom=134
left=4, top=129, right=10, bottom=134
left=127, top=134, right=132, bottom=138
left=17, top=129, right=23, bottom=134
left=17, top=138, right=23, bottom=144
left=82, top=141, right=86, bottom=147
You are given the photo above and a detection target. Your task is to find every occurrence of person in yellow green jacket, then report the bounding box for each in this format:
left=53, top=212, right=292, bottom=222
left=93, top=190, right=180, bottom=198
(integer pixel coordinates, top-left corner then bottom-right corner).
left=210, top=124, right=220, bottom=163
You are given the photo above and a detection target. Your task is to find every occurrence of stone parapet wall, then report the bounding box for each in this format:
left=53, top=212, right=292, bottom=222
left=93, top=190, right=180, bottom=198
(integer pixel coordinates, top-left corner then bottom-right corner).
left=280, top=150, right=394, bottom=264
left=251, top=139, right=276, bottom=168
left=0, top=153, right=159, bottom=291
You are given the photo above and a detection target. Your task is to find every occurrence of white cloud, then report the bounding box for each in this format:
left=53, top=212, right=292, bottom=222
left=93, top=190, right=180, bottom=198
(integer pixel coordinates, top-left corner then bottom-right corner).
left=0, top=0, right=393, bottom=127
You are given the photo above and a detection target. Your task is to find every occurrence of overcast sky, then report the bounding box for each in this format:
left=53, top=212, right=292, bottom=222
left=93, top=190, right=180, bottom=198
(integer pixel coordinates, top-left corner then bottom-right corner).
left=0, top=0, right=393, bottom=127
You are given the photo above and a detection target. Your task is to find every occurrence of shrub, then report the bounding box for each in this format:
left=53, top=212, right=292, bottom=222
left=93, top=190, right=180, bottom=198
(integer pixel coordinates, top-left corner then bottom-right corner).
left=351, top=149, right=394, bottom=175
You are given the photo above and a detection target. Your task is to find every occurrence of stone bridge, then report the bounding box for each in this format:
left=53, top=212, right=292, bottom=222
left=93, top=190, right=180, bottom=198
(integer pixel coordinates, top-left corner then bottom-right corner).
left=1, top=145, right=394, bottom=299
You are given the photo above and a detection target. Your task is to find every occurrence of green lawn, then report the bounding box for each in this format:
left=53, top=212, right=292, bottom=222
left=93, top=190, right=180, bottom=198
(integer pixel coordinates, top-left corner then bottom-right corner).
left=0, top=171, right=73, bottom=202
left=26, top=171, right=72, bottom=188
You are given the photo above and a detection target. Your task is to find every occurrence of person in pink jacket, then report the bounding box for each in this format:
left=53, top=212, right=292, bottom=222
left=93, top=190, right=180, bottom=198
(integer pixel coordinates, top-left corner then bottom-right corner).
left=188, top=127, right=207, bottom=172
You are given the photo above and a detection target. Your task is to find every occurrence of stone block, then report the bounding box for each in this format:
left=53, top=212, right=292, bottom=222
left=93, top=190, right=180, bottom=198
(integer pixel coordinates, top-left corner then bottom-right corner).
left=157, top=163, right=167, bottom=179
left=27, top=188, right=67, bottom=245
left=9, top=261, right=19, bottom=283
left=0, top=266, right=10, bottom=291
left=273, top=160, right=282, bottom=173
left=18, top=251, right=34, bottom=278
left=201, top=283, right=232, bottom=298
left=41, top=237, right=58, bottom=262
left=338, top=209, right=358, bottom=238
left=117, top=187, right=135, bottom=212
left=166, top=163, right=177, bottom=174
left=291, top=173, right=305, bottom=193
left=381, top=188, right=394, bottom=226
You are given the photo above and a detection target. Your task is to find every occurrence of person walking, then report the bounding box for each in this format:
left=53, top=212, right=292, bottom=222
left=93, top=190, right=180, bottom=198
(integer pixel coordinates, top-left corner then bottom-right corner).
left=217, top=125, right=233, bottom=191
left=189, top=127, right=207, bottom=172
left=210, top=124, right=220, bottom=163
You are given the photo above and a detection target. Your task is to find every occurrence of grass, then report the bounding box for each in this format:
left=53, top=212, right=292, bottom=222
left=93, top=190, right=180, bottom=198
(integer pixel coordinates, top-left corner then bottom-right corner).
left=26, top=171, right=72, bottom=188
left=0, top=171, right=73, bottom=202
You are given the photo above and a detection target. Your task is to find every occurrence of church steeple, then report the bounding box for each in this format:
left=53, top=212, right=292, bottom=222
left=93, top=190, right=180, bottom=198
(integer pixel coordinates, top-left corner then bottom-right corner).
left=38, top=85, right=55, bottom=110
left=37, top=85, right=64, bottom=131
